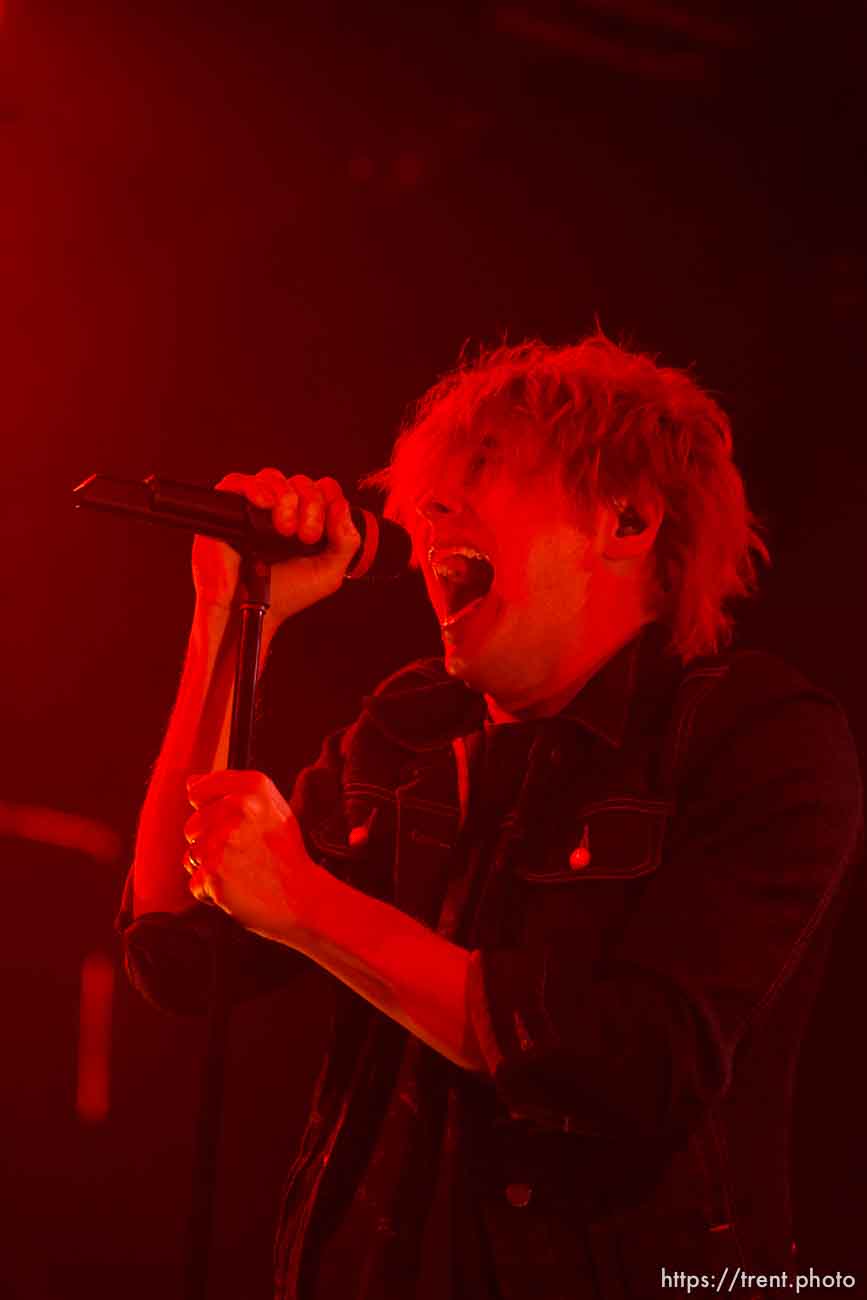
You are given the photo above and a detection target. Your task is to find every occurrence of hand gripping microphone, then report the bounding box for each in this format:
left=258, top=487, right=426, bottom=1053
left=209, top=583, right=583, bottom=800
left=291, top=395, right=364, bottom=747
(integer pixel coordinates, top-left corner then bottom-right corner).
left=72, top=474, right=412, bottom=579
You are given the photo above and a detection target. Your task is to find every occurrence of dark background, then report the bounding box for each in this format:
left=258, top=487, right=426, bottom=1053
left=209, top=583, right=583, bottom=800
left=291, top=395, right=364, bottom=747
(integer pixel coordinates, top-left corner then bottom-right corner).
left=1, top=1, right=865, bottom=1296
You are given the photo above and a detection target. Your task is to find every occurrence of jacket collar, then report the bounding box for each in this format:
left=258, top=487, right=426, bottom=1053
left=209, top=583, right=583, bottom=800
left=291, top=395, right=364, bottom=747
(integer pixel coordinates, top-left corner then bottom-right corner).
left=363, top=622, right=675, bottom=754
left=555, top=626, right=646, bottom=748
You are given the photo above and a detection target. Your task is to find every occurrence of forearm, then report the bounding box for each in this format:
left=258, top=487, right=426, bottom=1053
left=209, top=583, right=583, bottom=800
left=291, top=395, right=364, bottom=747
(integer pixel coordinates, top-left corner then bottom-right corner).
left=291, top=870, right=486, bottom=1073
left=131, top=602, right=278, bottom=917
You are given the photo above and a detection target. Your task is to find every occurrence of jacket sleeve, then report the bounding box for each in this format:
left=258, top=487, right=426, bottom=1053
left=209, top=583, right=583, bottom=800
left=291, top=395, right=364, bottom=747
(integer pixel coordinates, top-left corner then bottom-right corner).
left=467, top=664, right=863, bottom=1137
left=117, top=724, right=354, bottom=1016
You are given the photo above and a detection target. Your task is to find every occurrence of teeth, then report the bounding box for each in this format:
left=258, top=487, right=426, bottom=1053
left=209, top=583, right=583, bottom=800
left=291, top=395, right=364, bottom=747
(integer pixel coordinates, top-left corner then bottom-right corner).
left=427, top=545, right=491, bottom=566
left=428, top=545, right=492, bottom=579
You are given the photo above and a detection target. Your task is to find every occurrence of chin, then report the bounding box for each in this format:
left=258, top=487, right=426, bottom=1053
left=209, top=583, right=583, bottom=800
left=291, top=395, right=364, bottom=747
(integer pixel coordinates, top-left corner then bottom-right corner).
left=443, top=644, right=475, bottom=681
left=443, top=642, right=486, bottom=689
left=439, top=591, right=506, bottom=683
left=441, top=636, right=507, bottom=697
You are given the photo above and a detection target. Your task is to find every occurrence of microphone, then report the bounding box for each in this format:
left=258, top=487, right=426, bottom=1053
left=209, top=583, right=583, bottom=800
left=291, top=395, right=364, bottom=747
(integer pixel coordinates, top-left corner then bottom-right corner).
left=72, top=474, right=412, bottom=579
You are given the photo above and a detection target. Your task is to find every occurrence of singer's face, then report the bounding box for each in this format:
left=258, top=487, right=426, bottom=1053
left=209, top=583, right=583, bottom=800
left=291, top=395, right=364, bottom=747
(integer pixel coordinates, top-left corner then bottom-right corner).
left=412, top=441, right=624, bottom=716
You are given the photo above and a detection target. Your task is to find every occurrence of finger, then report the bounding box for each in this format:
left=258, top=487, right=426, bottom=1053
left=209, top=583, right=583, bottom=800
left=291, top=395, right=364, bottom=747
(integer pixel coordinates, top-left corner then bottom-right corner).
left=189, top=807, right=244, bottom=866
left=258, top=472, right=326, bottom=539
left=315, top=476, right=344, bottom=506
left=253, top=467, right=299, bottom=513
left=183, top=810, right=204, bottom=844
left=187, top=768, right=271, bottom=810
left=272, top=485, right=299, bottom=537
left=324, top=494, right=362, bottom=560
left=255, top=467, right=290, bottom=494
left=213, top=472, right=249, bottom=493
left=183, top=846, right=202, bottom=876
left=285, top=473, right=316, bottom=498
left=188, top=868, right=220, bottom=907
left=286, top=474, right=325, bottom=544
left=185, top=809, right=235, bottom=866
left=184, top=806, right=242, bottom=852
left=212, top=471, right=282, bottom=511
left=270, top=475, right=341, bottom=519
left=183, top=819, right=231, bottom=872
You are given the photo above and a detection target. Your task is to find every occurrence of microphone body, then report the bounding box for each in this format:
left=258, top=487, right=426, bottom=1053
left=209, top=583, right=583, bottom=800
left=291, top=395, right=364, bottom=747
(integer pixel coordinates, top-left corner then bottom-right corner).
left=73, top=474, right=411, bottom=579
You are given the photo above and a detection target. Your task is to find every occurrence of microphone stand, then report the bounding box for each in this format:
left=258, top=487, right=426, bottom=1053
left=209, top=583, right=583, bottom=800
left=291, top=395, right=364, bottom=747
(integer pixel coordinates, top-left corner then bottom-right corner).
left=72, top=471, right=402, bottom=1292
left=185, top=553, right=271, bottom=1300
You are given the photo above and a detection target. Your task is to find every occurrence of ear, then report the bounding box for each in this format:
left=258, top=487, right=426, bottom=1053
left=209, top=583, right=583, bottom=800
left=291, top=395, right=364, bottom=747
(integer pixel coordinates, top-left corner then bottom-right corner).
left=600, top=498, right=664, bottom=564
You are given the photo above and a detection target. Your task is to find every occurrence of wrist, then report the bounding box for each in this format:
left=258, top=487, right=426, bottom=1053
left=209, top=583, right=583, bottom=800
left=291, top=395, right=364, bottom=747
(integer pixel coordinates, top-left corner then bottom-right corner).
left=292, top=863, right=340, bottom=954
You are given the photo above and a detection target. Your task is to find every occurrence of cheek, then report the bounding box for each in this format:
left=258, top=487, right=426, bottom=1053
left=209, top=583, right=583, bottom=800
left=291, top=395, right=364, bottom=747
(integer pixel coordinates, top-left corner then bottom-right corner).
left=520, top=533, right=595, bottom=603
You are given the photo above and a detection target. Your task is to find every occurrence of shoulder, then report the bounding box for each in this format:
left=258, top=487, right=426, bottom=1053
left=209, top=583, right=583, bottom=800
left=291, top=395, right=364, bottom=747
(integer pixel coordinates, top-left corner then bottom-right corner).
left=681, top=647, right=846, bottom=737
left=674, top=647, right=861, bottom=802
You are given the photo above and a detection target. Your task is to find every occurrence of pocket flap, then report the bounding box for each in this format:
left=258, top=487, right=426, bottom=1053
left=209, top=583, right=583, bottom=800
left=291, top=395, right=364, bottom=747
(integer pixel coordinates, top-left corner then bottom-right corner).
left=516, top=799, right=672, bottom=883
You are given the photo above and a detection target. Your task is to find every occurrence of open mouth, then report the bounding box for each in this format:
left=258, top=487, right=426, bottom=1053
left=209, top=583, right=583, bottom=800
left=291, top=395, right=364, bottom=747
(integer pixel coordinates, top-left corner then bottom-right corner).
left=428, top=546, right=495, bottom=628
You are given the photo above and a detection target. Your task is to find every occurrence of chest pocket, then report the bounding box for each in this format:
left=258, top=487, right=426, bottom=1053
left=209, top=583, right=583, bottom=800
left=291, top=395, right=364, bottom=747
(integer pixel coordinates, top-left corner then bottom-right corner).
left=304, top=784, right=399, bottom=900
left=515, top=797, right=673, bottom=884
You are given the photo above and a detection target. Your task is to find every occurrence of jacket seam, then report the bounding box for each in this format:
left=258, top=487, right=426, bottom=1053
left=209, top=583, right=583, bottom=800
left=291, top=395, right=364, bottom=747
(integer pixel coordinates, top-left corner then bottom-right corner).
left=575, top=798, right=675, bottom=816
left=668, top=665, right=731, bottom=793
left=396, top=795, right=459, bottom=818
left=706, top=1108, right=748, bottom=1265
left=741, top=857, right=853, bottom=1033
left=518, top=863, right=659, bottom=882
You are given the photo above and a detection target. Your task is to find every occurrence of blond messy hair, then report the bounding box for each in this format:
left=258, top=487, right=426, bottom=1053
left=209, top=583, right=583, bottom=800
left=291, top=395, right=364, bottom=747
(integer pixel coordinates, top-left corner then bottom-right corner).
left=362, top=330, right=769, bottom=663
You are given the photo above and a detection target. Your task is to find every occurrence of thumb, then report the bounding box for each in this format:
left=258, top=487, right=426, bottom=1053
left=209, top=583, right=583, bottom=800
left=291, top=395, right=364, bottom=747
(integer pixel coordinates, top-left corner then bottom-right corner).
left=327, top=497, right=363, bottom=562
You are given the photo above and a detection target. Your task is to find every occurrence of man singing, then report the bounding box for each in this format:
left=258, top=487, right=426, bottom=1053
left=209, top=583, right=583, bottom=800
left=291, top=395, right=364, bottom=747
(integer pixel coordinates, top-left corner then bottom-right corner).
left=120, top=332, right=862, bottom=1298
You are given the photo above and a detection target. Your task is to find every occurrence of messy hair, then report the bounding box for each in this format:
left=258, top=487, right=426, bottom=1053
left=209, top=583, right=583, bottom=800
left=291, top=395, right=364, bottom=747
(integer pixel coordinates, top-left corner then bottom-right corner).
left=362, top=330, right=769, bottom=663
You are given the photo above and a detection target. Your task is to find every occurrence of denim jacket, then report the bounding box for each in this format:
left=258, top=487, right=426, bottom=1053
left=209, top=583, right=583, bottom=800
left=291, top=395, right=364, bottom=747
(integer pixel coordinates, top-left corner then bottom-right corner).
left=121, top=624, right=863, bottom=1299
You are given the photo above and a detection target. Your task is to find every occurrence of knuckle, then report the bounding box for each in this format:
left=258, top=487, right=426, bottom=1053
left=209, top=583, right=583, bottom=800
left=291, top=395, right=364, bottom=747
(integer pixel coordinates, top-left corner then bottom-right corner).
left=211, top=798, right=232, bottom=826
left=225, top=797, right=244, bottom=822
left=256, top=467, right=288, bottom=491
left=316, top=476, right=342, bottom=501
left=272, top=501, right=296, bottom=535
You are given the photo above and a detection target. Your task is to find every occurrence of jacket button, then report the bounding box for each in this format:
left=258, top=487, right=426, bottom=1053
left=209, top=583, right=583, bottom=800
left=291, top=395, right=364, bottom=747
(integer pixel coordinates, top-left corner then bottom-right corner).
left=348, top=810, right=379, bottom=851
left=505, top=1182, right=533, bottom=1208
left=569, top=824, right=591, bottom=870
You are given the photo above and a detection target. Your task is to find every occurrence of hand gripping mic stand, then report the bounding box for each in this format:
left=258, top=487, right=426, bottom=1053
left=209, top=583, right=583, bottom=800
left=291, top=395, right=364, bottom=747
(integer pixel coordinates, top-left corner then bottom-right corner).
left=186, top=552, right=270, bottom=1300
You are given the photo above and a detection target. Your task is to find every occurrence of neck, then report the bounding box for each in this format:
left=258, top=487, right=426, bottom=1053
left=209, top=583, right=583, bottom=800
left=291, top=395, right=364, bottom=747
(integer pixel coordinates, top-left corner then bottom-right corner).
left=484, top=618, right=651, bottom=723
